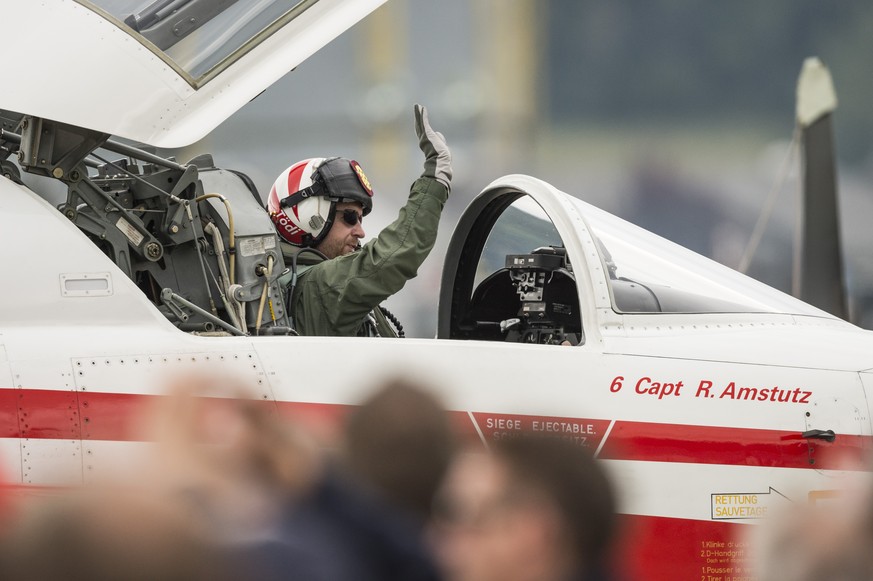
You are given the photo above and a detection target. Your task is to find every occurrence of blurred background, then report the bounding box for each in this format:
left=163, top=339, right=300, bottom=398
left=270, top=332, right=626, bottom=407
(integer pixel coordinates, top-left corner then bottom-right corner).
left=166, top=0, right=873, bottom=337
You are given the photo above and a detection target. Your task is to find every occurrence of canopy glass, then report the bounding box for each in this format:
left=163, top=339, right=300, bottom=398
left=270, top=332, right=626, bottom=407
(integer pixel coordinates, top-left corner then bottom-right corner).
left=81, top=0, right=316, bottom=85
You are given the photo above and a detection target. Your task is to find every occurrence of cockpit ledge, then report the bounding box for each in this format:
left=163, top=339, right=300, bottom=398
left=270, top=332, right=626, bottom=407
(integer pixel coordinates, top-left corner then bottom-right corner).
left=598, top=311, right=848, bottom=338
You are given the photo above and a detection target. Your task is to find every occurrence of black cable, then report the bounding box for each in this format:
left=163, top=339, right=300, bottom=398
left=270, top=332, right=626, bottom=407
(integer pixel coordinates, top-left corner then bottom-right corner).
left=380, top=306, right=405, bottom=338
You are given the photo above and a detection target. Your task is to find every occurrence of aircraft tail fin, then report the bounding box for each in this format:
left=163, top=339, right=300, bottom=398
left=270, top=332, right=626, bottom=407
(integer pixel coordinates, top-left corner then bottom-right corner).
left=794, top=57, right=848, bottom=320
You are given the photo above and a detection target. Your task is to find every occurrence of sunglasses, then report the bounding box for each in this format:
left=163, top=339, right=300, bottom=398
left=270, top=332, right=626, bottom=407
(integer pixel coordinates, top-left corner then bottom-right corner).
left=340, top=209, right=363, bottom=227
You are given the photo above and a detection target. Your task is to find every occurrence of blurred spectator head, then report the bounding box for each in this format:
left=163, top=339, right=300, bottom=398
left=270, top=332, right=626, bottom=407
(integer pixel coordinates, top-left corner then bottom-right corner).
left=754, top=481, right=873, bottom=581
left=140, top=374, right=326, bottom=546
left=145, top=374, right=322, bottom=495
left=343, top=378, right=455, bottom=520
left=0, top=487, right=234, bottom=581
left=435, top=436, right=616, bottom=581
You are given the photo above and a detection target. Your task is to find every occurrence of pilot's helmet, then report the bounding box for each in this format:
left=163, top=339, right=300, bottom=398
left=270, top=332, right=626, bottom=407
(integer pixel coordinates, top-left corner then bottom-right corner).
left=268, top=157, right=374, bottom=247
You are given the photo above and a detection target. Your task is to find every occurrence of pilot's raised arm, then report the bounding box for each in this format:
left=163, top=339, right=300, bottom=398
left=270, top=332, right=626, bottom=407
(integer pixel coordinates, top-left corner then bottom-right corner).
left=268, top=105, right=452, bottom=337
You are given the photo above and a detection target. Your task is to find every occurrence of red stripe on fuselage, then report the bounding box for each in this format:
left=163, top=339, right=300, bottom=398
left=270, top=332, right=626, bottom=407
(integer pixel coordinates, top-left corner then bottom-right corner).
left=611, top=514, right=752, bottom=581
left=0, top=389, right=19, bottom=438
left=599, top=420, right=869, bottom=471
left=15, top=389, right=80, bottom=439
left=0, top=388, right=867, bottom=470
left=78, top=392, right=153, bottom=441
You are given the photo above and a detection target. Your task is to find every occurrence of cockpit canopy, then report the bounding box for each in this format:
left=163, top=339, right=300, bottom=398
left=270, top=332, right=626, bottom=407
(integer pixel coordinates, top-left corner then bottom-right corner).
left=578, top=197, right=824, bottom=316
left=1, top=0, right=386, bottom=146
left=89, top=0, right=322, bottom=83
left=439, top=176, right=832, bottom=343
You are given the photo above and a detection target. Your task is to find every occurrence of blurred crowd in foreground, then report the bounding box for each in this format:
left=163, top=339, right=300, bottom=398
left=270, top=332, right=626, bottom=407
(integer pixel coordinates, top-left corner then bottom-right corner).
left=1, top=376, right=873, bottom=581
left=0, top=376, right=616, bottom=581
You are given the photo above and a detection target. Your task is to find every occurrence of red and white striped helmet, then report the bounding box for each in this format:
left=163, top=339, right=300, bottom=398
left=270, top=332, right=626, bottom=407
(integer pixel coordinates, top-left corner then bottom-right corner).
left=268, top=157, right=374, bottom=247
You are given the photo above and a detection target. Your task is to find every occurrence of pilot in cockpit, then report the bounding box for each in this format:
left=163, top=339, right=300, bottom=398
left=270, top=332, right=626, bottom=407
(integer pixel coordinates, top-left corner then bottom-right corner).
left=267, top=105, right=452, bottom=337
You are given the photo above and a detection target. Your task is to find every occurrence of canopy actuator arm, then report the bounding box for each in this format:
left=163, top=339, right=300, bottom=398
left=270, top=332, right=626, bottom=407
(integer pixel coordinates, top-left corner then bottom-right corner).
left=11, top=117, right=166, bottom=275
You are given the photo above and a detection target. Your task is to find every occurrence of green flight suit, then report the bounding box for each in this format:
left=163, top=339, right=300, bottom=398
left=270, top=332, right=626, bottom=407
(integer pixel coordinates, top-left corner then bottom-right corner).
left=287, top=176, right=449, bottom=337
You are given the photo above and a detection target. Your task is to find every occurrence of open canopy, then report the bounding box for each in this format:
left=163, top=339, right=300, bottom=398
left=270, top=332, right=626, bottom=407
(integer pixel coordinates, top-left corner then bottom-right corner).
left=0, top=0, right=386, bottom=147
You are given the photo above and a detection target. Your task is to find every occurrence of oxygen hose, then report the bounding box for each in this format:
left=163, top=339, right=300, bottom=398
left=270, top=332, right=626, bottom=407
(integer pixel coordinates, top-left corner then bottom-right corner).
left=195, top=193, right=236, bottom=285
left=203, top=222, right=243, bottom=332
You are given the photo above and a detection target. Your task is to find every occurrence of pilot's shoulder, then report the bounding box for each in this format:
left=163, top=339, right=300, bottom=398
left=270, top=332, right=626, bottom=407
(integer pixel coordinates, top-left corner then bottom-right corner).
left=281, top=242, right=326, bottom=267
